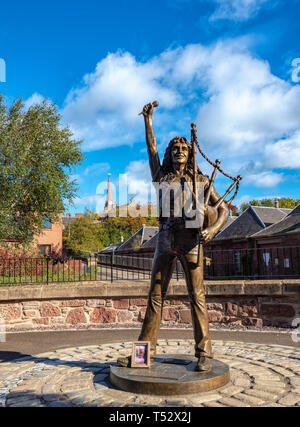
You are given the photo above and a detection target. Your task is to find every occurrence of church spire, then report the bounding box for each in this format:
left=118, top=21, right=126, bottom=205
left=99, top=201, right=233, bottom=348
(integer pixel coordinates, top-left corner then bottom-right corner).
left=104, top=174, right=113, bottom=211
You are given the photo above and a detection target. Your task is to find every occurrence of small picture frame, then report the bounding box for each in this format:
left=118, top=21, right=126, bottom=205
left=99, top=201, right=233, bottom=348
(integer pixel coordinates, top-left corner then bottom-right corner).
left=131, top=341, right=151, bottom=368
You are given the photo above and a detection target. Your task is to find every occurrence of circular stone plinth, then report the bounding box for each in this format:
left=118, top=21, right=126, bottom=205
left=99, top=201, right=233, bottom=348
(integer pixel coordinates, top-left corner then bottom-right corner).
left=110, top=354, right=230, bottom=396
left=1, top=341, right=300, bottom=406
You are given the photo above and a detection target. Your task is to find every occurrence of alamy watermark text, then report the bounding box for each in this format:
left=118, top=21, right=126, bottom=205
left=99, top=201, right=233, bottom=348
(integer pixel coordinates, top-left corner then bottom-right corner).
left=0, top=58, right=6, bottom=82
left=292, top=58, right=300, bottom=83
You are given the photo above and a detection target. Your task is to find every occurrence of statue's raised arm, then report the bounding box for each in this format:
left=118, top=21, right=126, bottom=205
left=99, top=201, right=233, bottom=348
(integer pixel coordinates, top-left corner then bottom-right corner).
left=140, top=101, right=162, bottom=182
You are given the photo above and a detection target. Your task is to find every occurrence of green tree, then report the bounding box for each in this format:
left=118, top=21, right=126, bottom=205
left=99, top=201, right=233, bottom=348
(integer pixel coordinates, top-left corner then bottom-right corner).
left=63, top=210, right=158, bottom=253
left=99, top=215, right=158, bottom=248
left=278, top=198, right=297, bottom=209
left=240, top=200, right=259, bottom=212
left=249, top=199, right=260, bottom=207
left=240, top=202, right=249, bottom=212
left=63, top=211, right=102, bottom=253
left=259, top=199, right=274, bottom=207
left=240, top=197, right=300, bottom=212
left=0, top=96, right=83, bottom=244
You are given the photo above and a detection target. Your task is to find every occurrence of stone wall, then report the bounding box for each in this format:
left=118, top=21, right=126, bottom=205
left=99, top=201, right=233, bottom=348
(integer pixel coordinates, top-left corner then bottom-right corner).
left=0, top=279, right=299, bottom=330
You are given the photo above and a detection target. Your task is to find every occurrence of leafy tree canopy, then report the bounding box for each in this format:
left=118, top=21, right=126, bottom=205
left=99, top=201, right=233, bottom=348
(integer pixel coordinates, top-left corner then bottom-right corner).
left=0, top=95, right=83, bottom=244
left=240, top=197, right=300, bottom=212
left=63, top=210, right=158, bottom=253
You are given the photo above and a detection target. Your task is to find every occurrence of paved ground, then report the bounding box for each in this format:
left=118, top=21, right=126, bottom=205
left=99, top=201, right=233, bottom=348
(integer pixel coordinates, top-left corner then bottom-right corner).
left=0, top=335, right=299, bottom=407
left=0, top=327, right=297, bottom=363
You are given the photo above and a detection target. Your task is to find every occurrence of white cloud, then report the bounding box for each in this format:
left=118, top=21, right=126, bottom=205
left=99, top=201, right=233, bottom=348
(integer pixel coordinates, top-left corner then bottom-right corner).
left=57, top=38, right=300, bottom=190
left=23, top=93, right=45, bottom=110
left=210, top=0, right=269, bottom=21
left=120, top=160, right=152, bottom=205
left=76, top=161, right=153, bottom=212
left=239, top=160, right=284, bottom=188
left=263, top=131, right=300, bottom=169
left=195, top=43, right=300, bottom=157
left=234, top=193, right=252, bottom=207
left=83, top=162, right=110, bottom=176
left=172, top=0, right=272, bottom=21
left=73, top=194, right=106, bottom=209
left=243, top=170, right=283, bottom=188
left=62, top=51, right=180, bottom=151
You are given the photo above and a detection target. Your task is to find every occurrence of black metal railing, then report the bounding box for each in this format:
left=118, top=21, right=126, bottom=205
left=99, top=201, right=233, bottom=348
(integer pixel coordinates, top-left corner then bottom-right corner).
left=98, top=245, right=300, bottom=281
left=1, top=246, right=299, bottom=285
left=204, top=246, right=300, bottom=279
left=97, top=253, right=184, bottom=282
left=0, top=256, right=98, bottom=285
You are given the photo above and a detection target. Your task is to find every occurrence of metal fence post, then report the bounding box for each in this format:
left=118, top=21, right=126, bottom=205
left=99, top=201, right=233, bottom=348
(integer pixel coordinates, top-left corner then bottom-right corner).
left=46, top=257, right=49, bottom=285
left=89, top=254, right=92, bottom=281
left=111, top=250, right=114, bottom=283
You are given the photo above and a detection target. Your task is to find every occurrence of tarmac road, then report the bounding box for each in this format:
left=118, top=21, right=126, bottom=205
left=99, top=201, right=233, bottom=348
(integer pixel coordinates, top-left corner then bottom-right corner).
left=0, top=327, right=298, bottom=363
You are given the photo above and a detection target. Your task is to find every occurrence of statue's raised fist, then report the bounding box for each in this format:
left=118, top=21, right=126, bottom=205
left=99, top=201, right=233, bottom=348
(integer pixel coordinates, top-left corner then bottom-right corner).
left=139, top=101, right=159, bottom=117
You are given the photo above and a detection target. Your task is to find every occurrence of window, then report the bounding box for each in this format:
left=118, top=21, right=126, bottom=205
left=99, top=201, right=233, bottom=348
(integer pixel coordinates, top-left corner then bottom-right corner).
left=42, top=217, right=51, bottom=228
left=263, top=253, right=270, bottom=267
left=233, top=250, right=241, bottom=273
left=38, top=245, right=51, bottom=255
left=284, top=258, right=290, bottom=268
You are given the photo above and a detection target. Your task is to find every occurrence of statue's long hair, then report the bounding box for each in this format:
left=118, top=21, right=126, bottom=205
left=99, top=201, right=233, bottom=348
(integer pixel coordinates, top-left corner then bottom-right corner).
left=160, top=136, right=199, bottom=182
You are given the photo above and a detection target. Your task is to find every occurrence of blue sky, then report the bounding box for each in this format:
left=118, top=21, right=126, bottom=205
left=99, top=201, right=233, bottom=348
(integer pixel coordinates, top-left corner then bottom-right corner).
left=1, top=0, right=300, bottom=213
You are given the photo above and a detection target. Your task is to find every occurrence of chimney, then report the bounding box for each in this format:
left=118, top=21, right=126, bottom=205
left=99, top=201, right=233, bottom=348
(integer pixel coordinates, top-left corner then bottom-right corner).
left=275, top=199, right=279, bottom=209
left=120, top=235, right=124, bottom=243
left=66, top=213, right=70, bottom=218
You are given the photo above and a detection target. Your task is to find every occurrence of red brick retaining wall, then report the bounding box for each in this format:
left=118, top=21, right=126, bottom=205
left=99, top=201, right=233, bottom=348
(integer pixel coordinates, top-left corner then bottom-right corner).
left=0, top=280, right=299, bottom=330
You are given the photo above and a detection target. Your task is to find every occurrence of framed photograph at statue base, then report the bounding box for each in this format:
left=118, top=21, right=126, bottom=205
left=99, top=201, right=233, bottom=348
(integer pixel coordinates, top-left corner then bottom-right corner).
left=131, top=341, right=151, bottom=368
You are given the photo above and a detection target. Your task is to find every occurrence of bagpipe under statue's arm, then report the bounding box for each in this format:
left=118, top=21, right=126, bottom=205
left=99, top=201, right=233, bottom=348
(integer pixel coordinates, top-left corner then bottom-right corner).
left=190, top=122, right=242, bottom=244
left=200, top=186, right=229, bottom=243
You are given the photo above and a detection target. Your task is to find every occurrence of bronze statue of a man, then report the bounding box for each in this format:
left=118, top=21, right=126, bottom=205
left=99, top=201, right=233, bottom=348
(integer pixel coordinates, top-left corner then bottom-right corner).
left=118, top=102, right=229, bottom=372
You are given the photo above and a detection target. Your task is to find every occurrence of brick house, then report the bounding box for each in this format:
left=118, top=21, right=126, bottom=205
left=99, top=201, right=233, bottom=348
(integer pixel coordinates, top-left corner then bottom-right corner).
left=208, top=206, right=291, bottom=250
left=1, top=213, right=64, bottom=256
left=34, top=213, right=64, bottom=255
left=204, top=206, right=292, bottom=277
left=96, top=205, right=299, bottom=279
left=251, top=204, right=300, bottom=278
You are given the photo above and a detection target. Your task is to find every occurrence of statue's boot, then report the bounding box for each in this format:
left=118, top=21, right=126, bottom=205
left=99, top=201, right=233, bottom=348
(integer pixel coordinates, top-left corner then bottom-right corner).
left=117, top=355, right=154, bottom=367
left=195, top=356, right=212, bottom=372
left=117, top=356, right=132, bottom=367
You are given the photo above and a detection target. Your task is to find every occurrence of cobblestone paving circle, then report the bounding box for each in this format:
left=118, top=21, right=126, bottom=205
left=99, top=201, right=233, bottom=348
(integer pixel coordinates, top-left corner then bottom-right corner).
left=0, top=340, right=299, bottom=407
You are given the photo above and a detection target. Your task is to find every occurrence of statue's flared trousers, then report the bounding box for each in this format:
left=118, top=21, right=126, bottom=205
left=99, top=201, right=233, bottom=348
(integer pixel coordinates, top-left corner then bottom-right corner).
left=138, top=229, right=213, bottom=359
